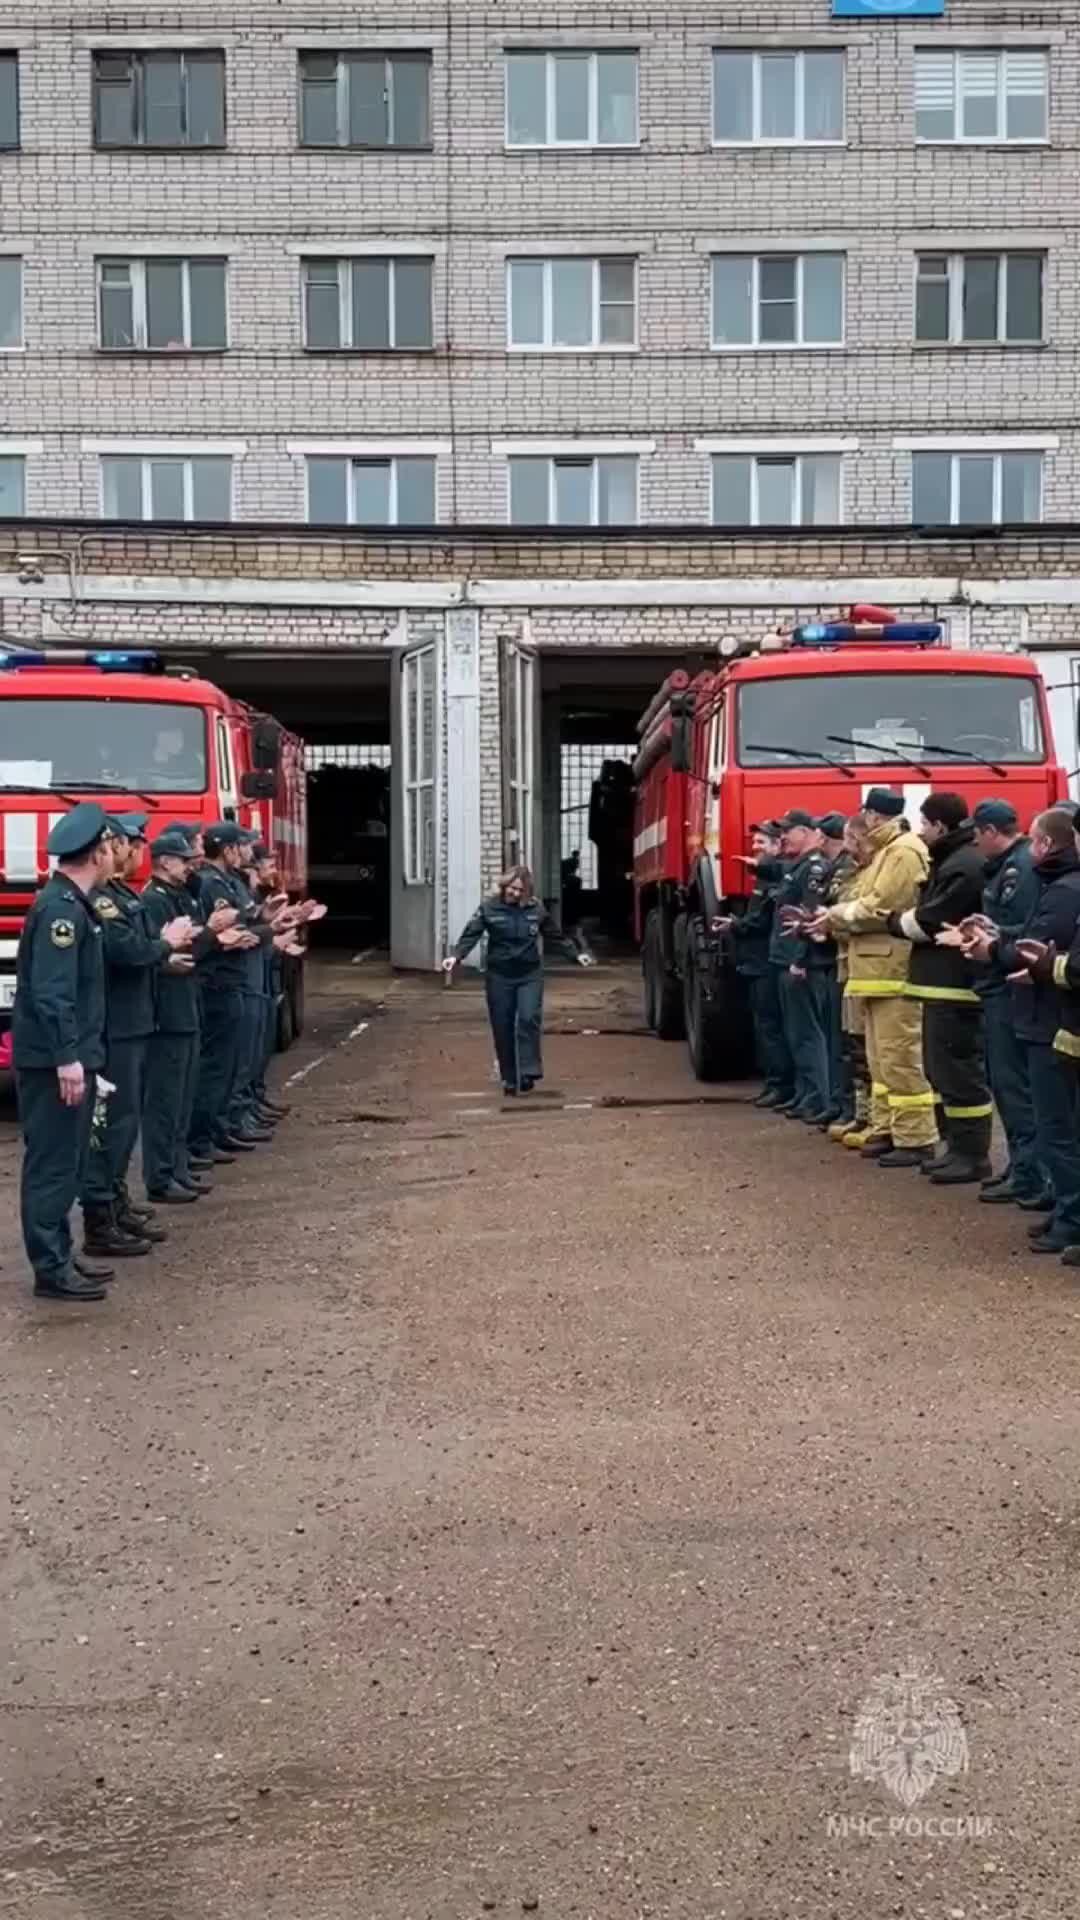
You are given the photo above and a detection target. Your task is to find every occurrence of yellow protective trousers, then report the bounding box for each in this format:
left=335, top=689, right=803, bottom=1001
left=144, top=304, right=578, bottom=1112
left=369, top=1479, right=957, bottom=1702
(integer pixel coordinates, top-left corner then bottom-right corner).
left=861, top=994, right=939, bottom=1148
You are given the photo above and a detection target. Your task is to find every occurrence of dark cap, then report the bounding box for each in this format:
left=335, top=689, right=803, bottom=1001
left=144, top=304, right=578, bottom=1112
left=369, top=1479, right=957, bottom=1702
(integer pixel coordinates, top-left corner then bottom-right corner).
left=816, top=812, right=847, bottom=840
left=864, top=787, right=905, bottom=818
left=163, top=820, right=199, bottom=840
left=750, top=819, right=783, bottom=839
left=250, top=841, right=271, bottom=861
left=46, top=801, right=108, bottom=859
left=780, top=808, right=818, bottom=831
left=205, top=821, right=245, bottom=848
left=972, top=798, right=1019, bottom=833
left=112, top=810, right=149, bottom=840
left=150, top=829, right=196, bottom=859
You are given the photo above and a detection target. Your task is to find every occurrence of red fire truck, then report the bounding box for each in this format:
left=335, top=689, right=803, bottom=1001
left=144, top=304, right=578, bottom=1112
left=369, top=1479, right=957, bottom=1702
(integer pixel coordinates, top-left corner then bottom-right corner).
left=0, top=645, right=308, bottom=1064
left=633, top=610, right=1067, bottom=1081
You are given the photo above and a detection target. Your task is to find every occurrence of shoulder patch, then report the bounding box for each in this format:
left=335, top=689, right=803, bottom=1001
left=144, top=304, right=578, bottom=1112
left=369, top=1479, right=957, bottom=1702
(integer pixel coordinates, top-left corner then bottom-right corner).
left=999, top=872, right=1019, bottom=904
left=213, top=896, right=230, bottom=912
left=50, top=918, right=75, bottom=949
left=93, top=895, right=120, bottom=920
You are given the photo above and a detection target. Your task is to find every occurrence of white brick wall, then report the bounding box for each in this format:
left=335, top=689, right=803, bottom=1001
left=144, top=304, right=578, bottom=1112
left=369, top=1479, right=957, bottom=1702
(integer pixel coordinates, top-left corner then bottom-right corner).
left=4, top=1, right=1078, bottom=525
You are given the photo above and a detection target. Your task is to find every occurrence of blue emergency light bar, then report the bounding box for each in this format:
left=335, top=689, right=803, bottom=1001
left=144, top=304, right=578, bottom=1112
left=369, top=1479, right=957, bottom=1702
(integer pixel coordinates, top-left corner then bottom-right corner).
left=791, top=622, right=943, bottom=649
left=0, top=646, right=164, bottom=673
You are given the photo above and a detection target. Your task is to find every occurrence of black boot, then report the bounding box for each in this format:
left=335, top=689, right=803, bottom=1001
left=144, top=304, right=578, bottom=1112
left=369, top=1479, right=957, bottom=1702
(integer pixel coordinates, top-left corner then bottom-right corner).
left=83, top=1204, right=152, bottom=1258
left=74, top=1254, right=115, bottom=1282
left=878, top=1146, right=936, bottom=1169
left=930, top=1155, right=993, bottom=1186
left=116, top=1197, right=167, bottom=1243
left=35, top=1268, right=108, bottom=1302
left=118, top=1181, right=153, bottom=1224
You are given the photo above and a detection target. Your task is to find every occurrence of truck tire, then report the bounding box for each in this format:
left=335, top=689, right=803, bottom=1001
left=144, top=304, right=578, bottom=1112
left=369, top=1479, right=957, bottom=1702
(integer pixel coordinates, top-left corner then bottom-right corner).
left=683, top=913, right=741, bottom=1081
left=643, top=908, right=684, bottom=1040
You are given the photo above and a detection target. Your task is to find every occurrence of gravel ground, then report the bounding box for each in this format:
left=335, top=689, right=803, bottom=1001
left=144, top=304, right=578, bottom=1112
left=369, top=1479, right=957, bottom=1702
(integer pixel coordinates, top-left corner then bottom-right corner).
left=2, top=957, right=1079, bottom=1920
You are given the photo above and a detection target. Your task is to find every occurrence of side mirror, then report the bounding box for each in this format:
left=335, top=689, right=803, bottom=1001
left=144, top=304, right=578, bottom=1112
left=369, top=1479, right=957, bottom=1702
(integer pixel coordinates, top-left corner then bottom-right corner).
left=251, top=718, right=282, bottom=772
left=240, top=769, right=276, bottom=800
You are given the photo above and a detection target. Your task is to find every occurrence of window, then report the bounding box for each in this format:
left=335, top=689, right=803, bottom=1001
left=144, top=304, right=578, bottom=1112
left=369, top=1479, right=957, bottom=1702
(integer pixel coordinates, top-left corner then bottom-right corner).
left=508, top=455, right=638, bottom=525
left=911, top=450, right=1042, bottom=524
left=306, top=456, right=436, bottom=525
left=507, top=257, right=636, bottom=350
left=914, top=50, right=1047, bottom=143
left=98, top=258, right=227, bottom=351
left=0, top=700, right=208, bottom=792
left=298, top=51, right=431, bottom=148
left=0, top=257, right=21, bottom=349
left=505, top=50, right=638, bottom=147
left=0, top=53, right=19, bottom=149
left=92, top=50, right=226, bottom=148
left=711, top=452, right=841, bottom=526
left=101, top=455, right=232, bottom=522
left=301, top=257, right=433, bottom=350
left=914, top=252, right=1043, bottom=345
left=713, top=50, right=844, bottom=143
left=738, top=673, right=1044, bottom=770
left=0, top=455, right=24, bottom=515
left=712, top=253, right=844, bottom=347
left=402, top=647, right=436, bottom=885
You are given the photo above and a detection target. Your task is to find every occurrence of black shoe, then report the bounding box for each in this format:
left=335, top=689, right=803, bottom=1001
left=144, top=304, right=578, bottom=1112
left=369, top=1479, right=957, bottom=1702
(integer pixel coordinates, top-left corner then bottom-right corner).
left=208, top=1147, right=236, bottom=1165
left=234, top=1125, right=273, bottom=1144
left=501, top=1085, right=518, bottom=1096
left=817, top=1109, right=848, bottom=1132
left=878, top=1146, right=936, bottom=1169
left=920, top=1150, right=953, bottom=1177
left=1017, top=1191, right=1055, bottom=1213
left=930, top=1157, right=993, bottom=1187
left=74, top=1255, right=115, bottom=1282
left=220, top=1135, right=256, bottom=1153
left=1029, top=1219, right=1054, bottom=1241
left=775, top=1099, right=801, bottom=1115
left=754, top=1090, right=784, bottom=1110
left=259, top=1100, right=291, bottom=1118
left=1029, top=1231, right=1074, bottom=1254
left=253, top=1108, right=280, bottom=1127
left=83, top=1206, right=152, bottom=1259
left=35, top=1269, right=107, bottom=1302
left=146, top=1182, right=199, bottom=1204
left=1060, top=1245, right=1080, bottom=1267
left=189, top=1154, right=216, bottom=1171
left=118, top=1206, right=167, bottom=1243
left=860, top=1135, right=893, bottom=1159
left=981, top=1172, right=1011, bottom=1191
left=979, top=1180, right=1021, bottom=1205
left=179, top=1176, right=212, bottom=1195
left=519, top=1078, right=536, bottom=1093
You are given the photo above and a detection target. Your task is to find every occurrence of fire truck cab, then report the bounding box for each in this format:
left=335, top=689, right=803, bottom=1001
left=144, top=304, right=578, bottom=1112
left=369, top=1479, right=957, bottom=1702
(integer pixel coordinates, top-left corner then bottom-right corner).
left=0, top=645, right=307, bottom=1061
left=633, top=610, right=1066, bottom=1081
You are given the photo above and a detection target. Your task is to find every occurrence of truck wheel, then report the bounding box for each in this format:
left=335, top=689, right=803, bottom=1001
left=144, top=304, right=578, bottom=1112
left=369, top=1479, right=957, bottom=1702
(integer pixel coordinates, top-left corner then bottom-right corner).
left=683, top=913, right=735, bottom=1082
left=644, top=909, right=684, bottom=1040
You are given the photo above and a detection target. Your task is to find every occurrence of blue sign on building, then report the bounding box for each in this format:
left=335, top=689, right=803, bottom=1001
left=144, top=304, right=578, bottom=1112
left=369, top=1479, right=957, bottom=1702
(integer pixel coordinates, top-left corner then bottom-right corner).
left=833, top=0, right=944, bottom=14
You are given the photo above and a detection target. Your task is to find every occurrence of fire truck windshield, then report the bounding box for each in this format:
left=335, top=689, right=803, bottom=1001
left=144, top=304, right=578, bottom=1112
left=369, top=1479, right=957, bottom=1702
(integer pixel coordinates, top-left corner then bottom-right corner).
left=737, top=671, right=1044, bottom=769
left=0, top=700, right=207, bottom=793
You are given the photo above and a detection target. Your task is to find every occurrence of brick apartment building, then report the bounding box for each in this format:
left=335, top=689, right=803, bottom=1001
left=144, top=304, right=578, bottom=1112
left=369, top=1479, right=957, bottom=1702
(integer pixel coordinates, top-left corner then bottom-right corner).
left=2, top=2, right=1079, bottom=961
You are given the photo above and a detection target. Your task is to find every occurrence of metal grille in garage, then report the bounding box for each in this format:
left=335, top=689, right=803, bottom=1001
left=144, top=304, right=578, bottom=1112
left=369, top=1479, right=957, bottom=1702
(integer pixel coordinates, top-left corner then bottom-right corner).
left=560, top=742, right=635, bottom=889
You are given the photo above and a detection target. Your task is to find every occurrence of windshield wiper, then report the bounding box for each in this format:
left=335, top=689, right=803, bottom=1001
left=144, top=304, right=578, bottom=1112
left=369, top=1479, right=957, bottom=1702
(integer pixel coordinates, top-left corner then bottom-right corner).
left=60, top=780, right=160, bottom=807
left=920, top=742, right=1009, bottom=780
left=743, top=742, right=856, bottom=780
left=1, top=782, right=80, bottom=803
left=828, top=734, right=928, bottom=777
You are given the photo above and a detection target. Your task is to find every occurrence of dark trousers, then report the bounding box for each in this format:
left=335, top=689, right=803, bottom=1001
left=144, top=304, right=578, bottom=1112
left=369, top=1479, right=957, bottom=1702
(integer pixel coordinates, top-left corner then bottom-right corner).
left=1024, top=1044, right=1080, bottom=1242
left=984, top=993, right=1044, bottom=1197
left=922, top=1000, right=992, bottom=1160
left=143, top=1030, right=200, bottom=1192
left=17, top=1066, right=96, bottom=1284
left=226, top=991, right=266, bottom=1131
left=189, top=985, right=243, bottom=1153
left=82, top=1036, right=146, bottom=1206
left=777, top=966, right=831, bottom=1115
left=485, top=969, right=544, bottom=1091
left=748, top=970, right=792, bottom=1096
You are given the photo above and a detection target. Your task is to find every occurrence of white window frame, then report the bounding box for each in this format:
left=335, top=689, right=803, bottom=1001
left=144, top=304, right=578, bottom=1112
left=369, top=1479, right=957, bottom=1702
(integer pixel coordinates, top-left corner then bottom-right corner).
left=303, top=454, right=437, bottom=526
left=506, top=256, right=638, bottom=352
left=504, top=49, right=639, bottom=149
left=913, top=250, right=1043, bottom=346
left=401, top=644, right=437, bottom=885
left=0, top=254, right=23, bottom=352
left=97, top=256, right=228, bottom=351
left=711, top=48, right=846, bottom=146
left=711, top=252, right=846, bottom=351
left=708, top=449, right=845, bottom=526
left=505, top=644, right=535, bottom=870
left=506, top=453, right=641, bottom=526
left=98, top=452, right=234, bottom=522
left=909, top=448, right=1044, bottom=525
left=300, top=256, right=433, bottom=351
left=914, top=48, right=1049, bottom=146
left=0, top=452, right=26, bottom=515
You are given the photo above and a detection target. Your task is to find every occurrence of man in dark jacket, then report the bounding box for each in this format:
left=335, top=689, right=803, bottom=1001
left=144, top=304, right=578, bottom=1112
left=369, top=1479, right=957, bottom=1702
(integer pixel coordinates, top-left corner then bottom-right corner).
left=969, top=799, right=1044, bottom=1207
left=892, top=793, right=991, bottom=1182
left=769, top=809, right=831, bottom=1123
left=965, top=807, right=1080, bottom=1254
left=726, top=820, right=792, bottom=1109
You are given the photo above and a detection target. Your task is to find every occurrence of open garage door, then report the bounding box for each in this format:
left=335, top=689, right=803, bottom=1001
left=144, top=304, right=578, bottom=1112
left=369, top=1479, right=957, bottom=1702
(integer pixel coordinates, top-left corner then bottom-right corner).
left=500, top=638, right=541, bottom=881
left=391, top=632, right=442, bottom=969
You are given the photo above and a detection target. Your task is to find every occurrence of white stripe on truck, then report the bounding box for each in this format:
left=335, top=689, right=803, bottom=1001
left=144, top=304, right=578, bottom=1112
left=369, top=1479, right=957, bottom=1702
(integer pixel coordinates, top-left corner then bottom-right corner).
left=3, top=814, right=38, bottom=880
left=633, top=820, right=668, bottom=858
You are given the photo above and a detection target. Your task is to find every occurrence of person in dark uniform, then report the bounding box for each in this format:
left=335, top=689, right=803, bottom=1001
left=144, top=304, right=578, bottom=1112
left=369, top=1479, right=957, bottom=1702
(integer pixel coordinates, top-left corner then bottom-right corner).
left=141, top=827, right=231, bottom=1201
left=771, top=809, right=832, bottom=1123
left=13, top=803, right=114, bottom=1301
left=719, top=821, right=792, bottom=1109
left=816, top=812, right=851, bottom=1126
left=248, top=842, right=290, bottom=1125
left=968, top=799, right=1044, bottom=1207
left=442, top=863, right=594, bottom=1094
left=188, top=823, right=261, bottom=1160
left=80, top=813, right=195, bottom=1256
left=221, top=831, right=281, bottom=1144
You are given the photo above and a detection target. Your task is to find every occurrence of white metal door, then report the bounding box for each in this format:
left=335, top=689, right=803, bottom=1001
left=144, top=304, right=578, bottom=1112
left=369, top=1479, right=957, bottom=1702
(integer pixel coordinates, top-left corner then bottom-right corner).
left=391, top=633, right=443, bottom=968
left=500, top=639, right=540, bottom=879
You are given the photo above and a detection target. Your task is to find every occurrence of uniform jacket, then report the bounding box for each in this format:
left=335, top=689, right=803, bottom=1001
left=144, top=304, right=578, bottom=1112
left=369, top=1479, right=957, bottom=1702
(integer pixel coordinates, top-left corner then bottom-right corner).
left=824, top=822, right=928, bottom=997
left=234, top=872, right=274, bottom=996
left=91, top=877, right=169, bottom=1041
left=453, top=897, right=581, bottom=977
left=1051, top=912, right=1080, bottom=1058
left=142, top=874, right=207, bottom=1035
left=768, top=850, right=831, bottom=969
left=12, top=872, right=106, bottom=1070
left=826, top=853, right=861, bottom=985
left=994, top=846, right=1080, bottom=1045
left=976, top=837, right=1039, bottom=998
left=193, top=864, right=250, bottom=985
left=732, top=857, right=781, bottom=978
left=900, top=825, right=985, bottom=1001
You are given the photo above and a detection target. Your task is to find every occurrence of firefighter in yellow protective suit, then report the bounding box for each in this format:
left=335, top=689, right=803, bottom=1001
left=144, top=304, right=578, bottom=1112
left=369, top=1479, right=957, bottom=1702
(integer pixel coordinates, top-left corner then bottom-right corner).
left=810, top=788, right=937, bottom=1160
